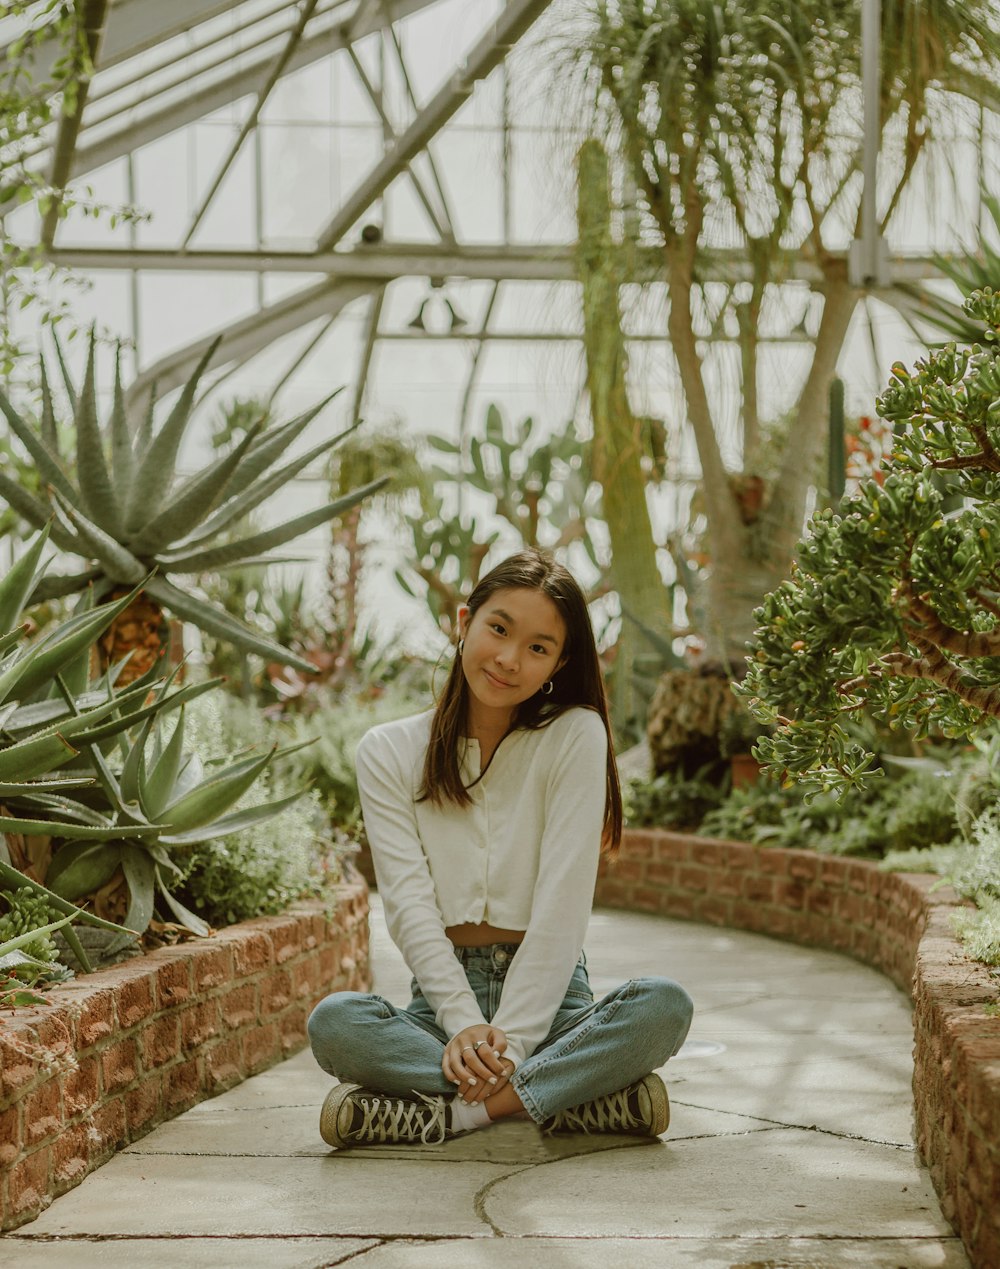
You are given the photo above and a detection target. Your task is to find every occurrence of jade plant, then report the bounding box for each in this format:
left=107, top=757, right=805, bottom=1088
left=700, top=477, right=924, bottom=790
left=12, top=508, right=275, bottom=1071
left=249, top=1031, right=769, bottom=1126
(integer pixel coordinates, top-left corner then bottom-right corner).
left=0, top=332, right=387, bottom=678
left=741, top=288, right=1000, bottom=795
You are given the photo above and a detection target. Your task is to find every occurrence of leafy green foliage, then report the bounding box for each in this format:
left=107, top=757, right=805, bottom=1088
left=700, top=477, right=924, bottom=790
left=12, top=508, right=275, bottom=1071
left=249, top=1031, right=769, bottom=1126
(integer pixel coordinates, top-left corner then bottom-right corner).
left=0, top=885, right=60, bottom=970
left=624, top=767, right=727, bottom=831
left=742, top=290, right=1000, bottom=795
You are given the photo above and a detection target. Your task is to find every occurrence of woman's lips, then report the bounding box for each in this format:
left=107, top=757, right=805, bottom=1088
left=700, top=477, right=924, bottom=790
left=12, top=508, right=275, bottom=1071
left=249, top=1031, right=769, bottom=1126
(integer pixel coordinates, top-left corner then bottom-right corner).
left=483, top=669, right=515, bottom=688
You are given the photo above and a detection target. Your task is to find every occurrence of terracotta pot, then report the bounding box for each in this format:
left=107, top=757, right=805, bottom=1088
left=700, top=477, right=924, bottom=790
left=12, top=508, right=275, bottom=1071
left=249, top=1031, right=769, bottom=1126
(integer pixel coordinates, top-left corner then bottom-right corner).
left=729, top=752, right=761, bottom=790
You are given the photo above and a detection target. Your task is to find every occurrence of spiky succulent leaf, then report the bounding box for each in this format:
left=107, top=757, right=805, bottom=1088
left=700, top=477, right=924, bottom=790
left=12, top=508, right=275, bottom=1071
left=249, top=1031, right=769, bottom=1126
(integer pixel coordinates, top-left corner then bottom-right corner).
left=158, top=787, right=305, bottom=845
left=0, top=815, right=163, bottom=838
left=143, top=712, right=186, bottom=819
left=0, top=778, right=93, bottom=797
left=109, top=345, right=135, bottom=496
left=0, top=861, right=131, bottom=935
left=0, top=584, right=141, bottom=707
left=158, top=746, right=275, bottom=832
left=115, top=842, right=155, bottom=950
left=50, top=328, right=78, bottom=412
left=0, top=388, right=76, bottom=503
left=163, top=478, right=388, bottom=573
left=205, top=392, right=343, bottom=508
left=127, top=419, right=264, bottom=556
left=156, top=871, right=210, bottom=936
left=75, top=332, right=123, bottom=535
left=123, top=337, right=221, bottom=533
left=0, top=523, right=50, bottom=634
left=45, top=841, right=123, bottom=901
left=167, top=420, right=356, bottom=553
left=0, top=472, right=74, bottom=546
left=38, top=358, right=60, bottom=457
left=26, top=568, right=102, bottom=606
left=51, top=491, right=146, bottom=584
left=142, top=575, right=317, bottom=673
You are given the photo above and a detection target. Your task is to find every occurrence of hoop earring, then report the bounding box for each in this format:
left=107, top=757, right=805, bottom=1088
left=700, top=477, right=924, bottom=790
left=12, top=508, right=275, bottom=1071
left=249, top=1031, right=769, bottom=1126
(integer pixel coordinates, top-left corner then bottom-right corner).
left=457, top=638, right=464, bottom=655
left=541, top=679, right=554, bottom=696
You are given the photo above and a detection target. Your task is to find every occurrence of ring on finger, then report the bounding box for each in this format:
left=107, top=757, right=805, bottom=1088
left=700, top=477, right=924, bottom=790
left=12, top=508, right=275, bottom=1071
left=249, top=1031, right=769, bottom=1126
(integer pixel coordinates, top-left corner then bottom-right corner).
left=461, top=1045, right=475, bottom=1053
left=473, top=1040, right=487, bottom=1050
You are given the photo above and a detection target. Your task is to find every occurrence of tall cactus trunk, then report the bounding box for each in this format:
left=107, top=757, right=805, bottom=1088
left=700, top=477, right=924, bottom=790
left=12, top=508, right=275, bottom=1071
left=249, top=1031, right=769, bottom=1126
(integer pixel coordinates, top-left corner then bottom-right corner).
left=576, top=139, right=675, bottom=735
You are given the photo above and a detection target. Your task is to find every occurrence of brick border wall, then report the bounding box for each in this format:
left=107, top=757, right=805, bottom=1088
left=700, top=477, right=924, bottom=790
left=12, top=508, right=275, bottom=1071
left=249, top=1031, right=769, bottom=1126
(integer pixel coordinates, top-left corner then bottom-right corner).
left=0, top=877, right=371, bottom=1232
left=596, top=830, right=1000, bottom=1269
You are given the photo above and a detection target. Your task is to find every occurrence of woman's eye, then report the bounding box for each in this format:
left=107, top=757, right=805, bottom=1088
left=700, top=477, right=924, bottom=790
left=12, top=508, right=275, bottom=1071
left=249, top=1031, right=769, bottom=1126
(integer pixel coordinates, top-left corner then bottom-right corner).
left=530, top=645, right=547, bottom=655
left=490, top=623, right=506, bottom=635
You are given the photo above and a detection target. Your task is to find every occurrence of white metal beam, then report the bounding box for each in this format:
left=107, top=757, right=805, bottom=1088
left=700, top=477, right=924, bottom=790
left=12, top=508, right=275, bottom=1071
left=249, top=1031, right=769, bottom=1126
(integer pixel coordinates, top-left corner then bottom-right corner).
left=315, top=0, right=555, bottom=249
left=46, top=244, right=946, bottom=284
left=126, top=277, right=377, bottom=404
left=65, top=0, right=440, bottom=179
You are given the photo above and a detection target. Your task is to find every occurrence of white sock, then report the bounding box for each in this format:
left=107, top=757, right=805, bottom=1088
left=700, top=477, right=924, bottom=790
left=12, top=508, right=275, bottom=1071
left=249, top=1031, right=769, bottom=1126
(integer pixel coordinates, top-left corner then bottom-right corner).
left=449, top=1097, right=491, bottom=1133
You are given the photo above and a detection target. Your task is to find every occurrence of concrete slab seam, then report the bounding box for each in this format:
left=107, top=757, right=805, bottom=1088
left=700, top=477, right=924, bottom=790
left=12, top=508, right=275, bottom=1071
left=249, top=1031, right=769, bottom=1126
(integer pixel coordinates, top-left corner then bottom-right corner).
left=670, top=1098, right=916, bottom=1150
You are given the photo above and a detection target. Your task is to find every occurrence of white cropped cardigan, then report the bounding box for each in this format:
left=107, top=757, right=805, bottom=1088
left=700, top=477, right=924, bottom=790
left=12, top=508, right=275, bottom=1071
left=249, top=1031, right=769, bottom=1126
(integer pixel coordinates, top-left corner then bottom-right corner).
left=355, top=706, right=608, bottom=1067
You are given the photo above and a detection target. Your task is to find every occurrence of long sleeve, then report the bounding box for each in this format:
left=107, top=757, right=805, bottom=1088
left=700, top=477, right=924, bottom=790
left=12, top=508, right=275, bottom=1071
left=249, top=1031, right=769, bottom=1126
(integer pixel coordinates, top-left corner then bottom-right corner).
left=355, top=728, right=488, bottom=1039
left=489, top=710, right=607, bottom=1067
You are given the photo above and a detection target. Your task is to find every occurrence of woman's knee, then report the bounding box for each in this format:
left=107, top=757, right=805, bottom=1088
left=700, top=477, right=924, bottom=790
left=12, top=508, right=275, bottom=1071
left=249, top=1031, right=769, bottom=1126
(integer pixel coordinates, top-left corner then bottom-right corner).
left=634, top=976, right=694, bottom=1030
left=307, top=990, right=382, bottom=1058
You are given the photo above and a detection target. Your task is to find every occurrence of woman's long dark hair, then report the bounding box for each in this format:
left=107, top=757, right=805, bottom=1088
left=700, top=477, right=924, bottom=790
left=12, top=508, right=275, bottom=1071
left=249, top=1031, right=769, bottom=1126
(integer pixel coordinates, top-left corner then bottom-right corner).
left=420, top=548, right=622, bottom=854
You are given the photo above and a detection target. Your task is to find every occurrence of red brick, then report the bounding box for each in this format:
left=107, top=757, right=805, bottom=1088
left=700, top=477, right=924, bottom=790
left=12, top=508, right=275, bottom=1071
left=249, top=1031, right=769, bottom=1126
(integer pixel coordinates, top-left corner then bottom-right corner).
left=608, top=859, right=644, bottom=883
left=0, top=1031, right=39, bottom=1100
left=86, top=1097, right=127, bottom=1158
left=62, top=1056, right=99, bottom=1117
left=8, top=1145, right=51, bottom=1218
left=125, top=1077, right=162, bottom=1138
left=192, top=945, right=234, bottom=991
left=269, top=918, right=304, bottom=965
left=164, top=1058, right=200, bottom=1113
left=677, top=864, right=710, bottom=892
left=219, top=983, right=258, bottom=1030
left=652, top=832, right=691, bottom=862
left=646, top=862, right=677, bottom=887
left=291, top=960, right=320, bottom=1001
left=620, top=832, right=654, bottom=859
left=787, top=853, right=820, bottom=881
left=76, top=988, right=115, bottom=1047
left=626, top=886, right=664, bottom=914
left=243, top=1022, right=280, bottom=1074
left=593, top=879, right=632, bottom=908
left=756, top=849, right=793, bottom=875
left=279, top=1005, right=309, bottom=1056
left=231, top=931, right=273, bottom=977
left=181, top=1000, right=219, bottom=1050
left=711, top=870, right=743, bottom=899
left=742, top=875, right=776, bottom=904
left=774, top=880, right=807, bottom=910
left=51, top=1122, right=90, bottom=1188
left=204, top=1037, right=243, bottom=1092
left=153, top=955, right=192, bottom=1009
left=260, top=970, right=293, bottom=1016
left=139, top=1016, right=180, bottom=1071
left=695, top=895, right=732, bottom=926
left=101, top=1038, right=138, bottom=1095
left=22, top=1078, right=61, bottom=1147
left=0, top=1103, right=21, bottom=1167
left=114, top=976, right=153, bottom=1031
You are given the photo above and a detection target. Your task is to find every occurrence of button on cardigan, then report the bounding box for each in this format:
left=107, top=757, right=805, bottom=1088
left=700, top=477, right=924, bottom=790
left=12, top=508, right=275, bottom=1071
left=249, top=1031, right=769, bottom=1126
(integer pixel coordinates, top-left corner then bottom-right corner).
left=355, top=706, right=608, bottom=1068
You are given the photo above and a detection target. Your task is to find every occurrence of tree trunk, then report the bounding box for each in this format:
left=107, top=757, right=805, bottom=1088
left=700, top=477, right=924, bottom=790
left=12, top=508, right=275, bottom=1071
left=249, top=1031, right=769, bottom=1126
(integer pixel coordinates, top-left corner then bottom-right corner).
left=95, top=590, right=174, bottom=684
left=577, top=140, right=676, bottom=731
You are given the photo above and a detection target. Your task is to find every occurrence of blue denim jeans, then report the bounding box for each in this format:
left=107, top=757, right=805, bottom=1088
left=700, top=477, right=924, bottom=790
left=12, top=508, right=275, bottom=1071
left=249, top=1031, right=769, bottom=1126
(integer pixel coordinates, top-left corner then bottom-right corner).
left=307, top=944, right=694, bottom=1123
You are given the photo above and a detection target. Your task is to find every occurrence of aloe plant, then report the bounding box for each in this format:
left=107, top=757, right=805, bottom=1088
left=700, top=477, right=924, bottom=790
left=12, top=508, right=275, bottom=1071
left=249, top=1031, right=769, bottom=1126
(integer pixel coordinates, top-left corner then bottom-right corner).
left=0, top=528, right=308, bottom=969
left=0, top=333, right=388, bottom=677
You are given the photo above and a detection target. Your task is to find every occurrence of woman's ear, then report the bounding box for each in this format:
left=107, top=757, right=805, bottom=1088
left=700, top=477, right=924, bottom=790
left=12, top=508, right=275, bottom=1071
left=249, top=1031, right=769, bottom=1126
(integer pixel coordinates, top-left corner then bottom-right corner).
left=457, top=605, right=470, bottom=638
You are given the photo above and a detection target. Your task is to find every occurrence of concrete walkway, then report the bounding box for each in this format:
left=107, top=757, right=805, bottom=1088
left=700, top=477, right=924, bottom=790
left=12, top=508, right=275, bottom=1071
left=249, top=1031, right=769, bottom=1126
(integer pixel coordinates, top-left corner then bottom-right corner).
left=4, top=898, right=969, bottom=1268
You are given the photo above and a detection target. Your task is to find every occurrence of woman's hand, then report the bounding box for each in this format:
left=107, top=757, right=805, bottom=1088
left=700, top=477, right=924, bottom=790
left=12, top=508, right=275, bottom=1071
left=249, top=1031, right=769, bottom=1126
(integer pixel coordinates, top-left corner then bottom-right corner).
left=443, top=1025, right=513, bottom=1103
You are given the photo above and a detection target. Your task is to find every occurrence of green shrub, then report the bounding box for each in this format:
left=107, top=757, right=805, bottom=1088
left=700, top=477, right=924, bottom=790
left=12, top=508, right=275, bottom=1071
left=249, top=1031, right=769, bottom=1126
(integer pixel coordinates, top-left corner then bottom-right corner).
left=624, top=767, right=727, bottom=831
left=883, top=772, right=960, bottom=852
left=951, top=896, right=1000, bottom=965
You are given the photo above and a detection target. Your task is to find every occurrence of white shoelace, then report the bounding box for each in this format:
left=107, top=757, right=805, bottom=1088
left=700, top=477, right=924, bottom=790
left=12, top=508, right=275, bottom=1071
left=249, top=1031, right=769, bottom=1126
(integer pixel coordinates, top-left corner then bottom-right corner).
left=354, top=1092, right=447, bottom=1145
left=553, top=1085, right=641, bottom=1134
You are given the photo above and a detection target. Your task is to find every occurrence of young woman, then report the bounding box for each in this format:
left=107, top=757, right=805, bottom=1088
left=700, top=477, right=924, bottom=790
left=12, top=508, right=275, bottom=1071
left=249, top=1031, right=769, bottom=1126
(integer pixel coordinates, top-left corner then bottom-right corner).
left=308, top=549, right=693, bottom=1147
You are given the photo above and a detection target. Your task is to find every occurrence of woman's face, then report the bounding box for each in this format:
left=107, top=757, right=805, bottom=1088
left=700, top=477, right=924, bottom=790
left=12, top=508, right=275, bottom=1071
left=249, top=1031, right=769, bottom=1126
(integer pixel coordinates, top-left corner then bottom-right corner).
left=458, top=586, right=568, bottom=729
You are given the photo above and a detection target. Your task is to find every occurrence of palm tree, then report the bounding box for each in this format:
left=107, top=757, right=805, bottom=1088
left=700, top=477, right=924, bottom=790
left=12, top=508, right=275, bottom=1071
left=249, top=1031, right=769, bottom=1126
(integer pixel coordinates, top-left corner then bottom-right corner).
left=577, top=0, right=1000, bottom=661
